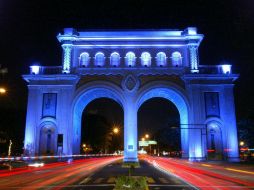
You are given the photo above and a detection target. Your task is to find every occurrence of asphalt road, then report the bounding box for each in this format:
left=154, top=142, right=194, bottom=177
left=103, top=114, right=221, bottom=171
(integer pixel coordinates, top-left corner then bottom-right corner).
left=143, top=155, right=254, bottom=190
left=0, top=157, right=195, bottom=190
left=70, top=160, right=195, bottom=190
left=1, top=156, right=254, bottom=190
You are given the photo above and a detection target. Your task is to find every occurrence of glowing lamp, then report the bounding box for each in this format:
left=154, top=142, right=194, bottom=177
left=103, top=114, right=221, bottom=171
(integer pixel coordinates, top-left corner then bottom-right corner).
left=113, top=127, right=119, bottom=134
left=0, top=87, right=6, bottom=94
left=30, top=65, right=40, bottom=74
left=221, top=64, right=231, bottom=74
left=187, top=27, right=197, bottom=35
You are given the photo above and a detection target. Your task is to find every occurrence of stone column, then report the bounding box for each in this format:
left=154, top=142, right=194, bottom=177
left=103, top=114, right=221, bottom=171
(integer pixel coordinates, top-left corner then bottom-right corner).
left=24, top=87, right=40, bottom=156
left=62, top=44, right=72, bottom=73
left=188, top=45, right=199, bottom=73
left=222, top=85, right=240, bottom=161
left=123, top=98, right=138, bottom=162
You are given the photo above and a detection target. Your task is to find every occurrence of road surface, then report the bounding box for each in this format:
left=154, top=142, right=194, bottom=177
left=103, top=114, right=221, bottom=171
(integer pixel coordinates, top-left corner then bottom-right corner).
left=1, top=155, right=254, bottom=189
left=143, top=155, right=254, bottom=190
left=0, top=156, right=194, bottom=190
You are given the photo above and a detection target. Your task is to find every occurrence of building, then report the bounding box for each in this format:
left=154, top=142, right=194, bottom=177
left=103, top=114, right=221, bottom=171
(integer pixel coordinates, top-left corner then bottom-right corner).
left=23, top=27, right=239, bottom=162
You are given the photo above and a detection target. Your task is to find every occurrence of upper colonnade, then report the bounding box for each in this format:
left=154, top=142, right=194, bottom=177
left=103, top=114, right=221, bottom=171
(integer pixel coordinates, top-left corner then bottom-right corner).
left=29, top=27, right=234, bottom=77
left=57, top=27, right=203, bottom=74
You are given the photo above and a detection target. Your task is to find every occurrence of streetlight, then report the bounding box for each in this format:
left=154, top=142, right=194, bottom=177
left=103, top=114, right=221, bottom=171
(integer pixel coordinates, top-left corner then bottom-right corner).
left=145, top=134, right=149, bottom=139
left=0, top=87, right=6, bottom=94
left=240, top=141, right=244, bottom=146
left=113, top=127, right=119, bottom=134
left=141, top=137, right=145, bottom=141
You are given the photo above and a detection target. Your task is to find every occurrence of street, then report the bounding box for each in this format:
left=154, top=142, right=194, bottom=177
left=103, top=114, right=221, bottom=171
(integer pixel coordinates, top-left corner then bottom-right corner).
left=0, top=156, right=254, bottom=189
left=143, top=155, right=254, bottom=190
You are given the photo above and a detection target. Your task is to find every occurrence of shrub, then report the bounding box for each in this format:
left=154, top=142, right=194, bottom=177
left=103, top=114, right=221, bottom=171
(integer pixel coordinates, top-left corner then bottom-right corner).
left=114, top=176, right=149, bottom=190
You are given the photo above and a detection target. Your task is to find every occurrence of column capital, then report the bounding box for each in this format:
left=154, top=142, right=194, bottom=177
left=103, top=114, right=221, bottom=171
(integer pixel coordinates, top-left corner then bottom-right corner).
left=62, top=43, right=73, bottom=49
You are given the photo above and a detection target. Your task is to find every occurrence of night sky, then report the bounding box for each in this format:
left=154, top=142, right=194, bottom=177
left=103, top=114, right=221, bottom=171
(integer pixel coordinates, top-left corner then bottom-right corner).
left=0, top=0, right=254, bottom=152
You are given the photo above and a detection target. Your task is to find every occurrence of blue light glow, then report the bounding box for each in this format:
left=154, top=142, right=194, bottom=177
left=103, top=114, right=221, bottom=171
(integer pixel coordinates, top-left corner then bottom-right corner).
left=30, top=65, right=40, bottom=74
left=125, top=52, right=136, bottom=67
left=186, top=27, right=197, bottom=35
left=140, top=52, right=151, bottom=67
left=79, top=52, right=90, bottom=67
left=156, top=52, right=167, bottom=67
left=171, top=52, right=182, bottom=67
left=95, top=52, right=105, bottom=67
left=23, top=28, right=239, bottom=162
left=110, top=52, right=120, bottom=67
left=221, top=64, right=231, bottom=74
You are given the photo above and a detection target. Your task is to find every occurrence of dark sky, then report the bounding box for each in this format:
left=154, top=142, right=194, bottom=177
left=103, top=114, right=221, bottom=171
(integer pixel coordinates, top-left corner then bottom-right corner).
left=1, top=0, right=254, bottom=124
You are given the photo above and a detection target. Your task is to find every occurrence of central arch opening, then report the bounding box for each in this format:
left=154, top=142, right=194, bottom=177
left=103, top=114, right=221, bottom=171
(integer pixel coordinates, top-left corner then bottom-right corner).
left=81, top=98, right=123, bottom=154
left=138, top=97, right=181, bottom=157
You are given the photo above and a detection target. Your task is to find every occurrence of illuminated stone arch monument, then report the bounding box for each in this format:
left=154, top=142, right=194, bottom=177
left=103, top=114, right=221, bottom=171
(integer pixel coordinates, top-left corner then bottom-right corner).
left=23, top=27, right=239, bottom=162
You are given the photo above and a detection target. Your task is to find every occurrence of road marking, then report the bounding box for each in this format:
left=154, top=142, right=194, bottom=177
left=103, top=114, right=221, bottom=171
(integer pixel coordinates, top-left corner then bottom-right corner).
left=158, top=177, right=169, bottom=184
left=93, top=177, right=104, bottom=183
left=225, top=168, right=254, bottom=175
left=201, top=164, right=212, bottom=167
left=79, top=177, right=91, bottom=184
left=146, top=177, right=155, bottom=183
left=107, top=177, right=116, bottom=183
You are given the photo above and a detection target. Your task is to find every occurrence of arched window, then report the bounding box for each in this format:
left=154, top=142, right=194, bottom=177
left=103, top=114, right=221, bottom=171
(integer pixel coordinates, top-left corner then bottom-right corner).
left=125, top=52, right=136, bottom=67
left=141, top=52, right=151, bottom=67
left=95, top=52, right=105, bottom=67
left=110, top=52, right=120, bottom=67
left=171, top=52, right=182, bottom=67
left=156, top=52, right=167, bottom=67
left=79, top=52, right=90, bottom=67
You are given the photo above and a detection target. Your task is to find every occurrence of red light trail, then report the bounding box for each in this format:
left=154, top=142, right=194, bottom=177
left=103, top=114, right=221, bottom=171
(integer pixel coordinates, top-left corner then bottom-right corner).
left=0, top=156, right=122, bottom=189
left=142, top=155, right=254, bottom=190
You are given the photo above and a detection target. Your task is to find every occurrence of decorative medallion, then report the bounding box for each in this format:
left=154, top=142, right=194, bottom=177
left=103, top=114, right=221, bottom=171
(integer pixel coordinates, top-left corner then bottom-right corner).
left=122, top=74, right=139, bottom=92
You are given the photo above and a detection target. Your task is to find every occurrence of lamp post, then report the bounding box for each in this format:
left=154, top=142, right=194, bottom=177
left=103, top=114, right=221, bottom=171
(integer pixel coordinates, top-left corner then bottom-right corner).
left=144, top=134, right=152, bottom=155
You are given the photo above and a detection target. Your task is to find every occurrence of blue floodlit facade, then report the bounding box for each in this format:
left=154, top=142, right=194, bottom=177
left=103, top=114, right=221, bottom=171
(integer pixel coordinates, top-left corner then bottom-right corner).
left=23, top=27, right=239, bottom=162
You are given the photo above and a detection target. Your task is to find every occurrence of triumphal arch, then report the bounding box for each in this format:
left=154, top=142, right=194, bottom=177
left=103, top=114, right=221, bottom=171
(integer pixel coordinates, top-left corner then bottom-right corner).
left=23, top=27, right=239, bottom=162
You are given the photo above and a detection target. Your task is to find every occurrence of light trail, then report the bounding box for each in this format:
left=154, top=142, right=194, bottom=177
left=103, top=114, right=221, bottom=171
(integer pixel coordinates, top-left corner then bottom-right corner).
left=225, top=168, right=254, bottom=175
left=142, top=155, right=254, bottom=190
left=0, top=156, right=122, bottom=189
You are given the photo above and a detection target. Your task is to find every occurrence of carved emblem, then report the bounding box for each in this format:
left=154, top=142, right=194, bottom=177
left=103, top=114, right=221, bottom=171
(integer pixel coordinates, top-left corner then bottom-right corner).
left=122, top=74, right=139, bottom=92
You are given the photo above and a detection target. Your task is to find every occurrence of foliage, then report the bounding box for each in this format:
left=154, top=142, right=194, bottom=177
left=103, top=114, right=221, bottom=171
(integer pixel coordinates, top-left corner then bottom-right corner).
left=114, top=176, right=149, bottom=190
left=238, top=119, right=254, bottom=148
left=122, top=162, right=140, bottom=177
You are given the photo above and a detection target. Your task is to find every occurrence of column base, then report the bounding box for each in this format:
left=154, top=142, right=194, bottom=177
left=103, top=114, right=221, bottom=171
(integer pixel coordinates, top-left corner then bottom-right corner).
left=190, top=69, right=199, bottom=73
left=123, top=157, right=139, bottom=163
left=188, top=157, right=206, bottom=162
left=227, top=157, right=240, bottom=162
left=62, top=70, right=70, bottom=74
